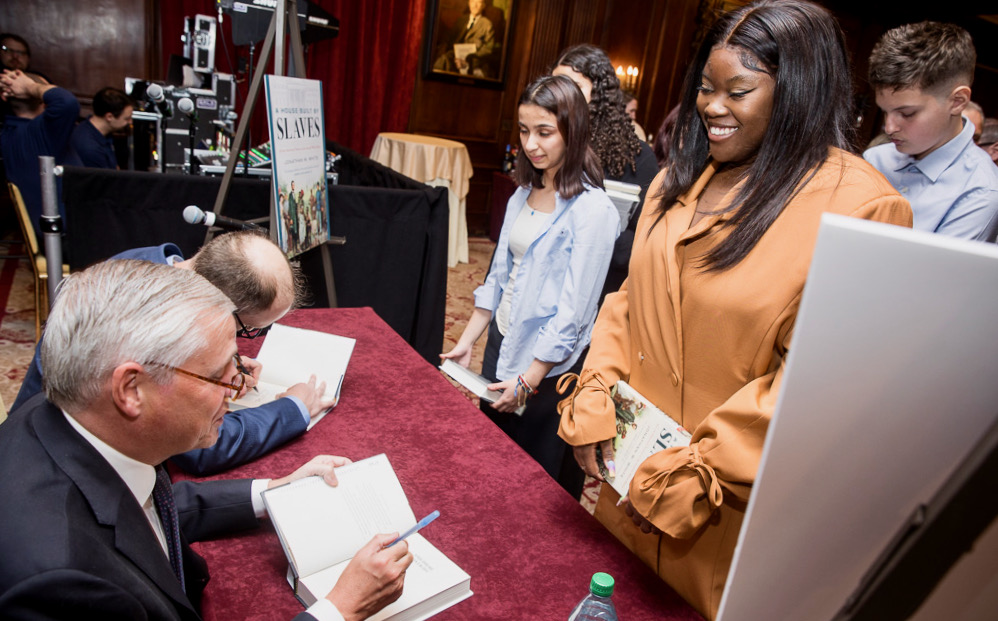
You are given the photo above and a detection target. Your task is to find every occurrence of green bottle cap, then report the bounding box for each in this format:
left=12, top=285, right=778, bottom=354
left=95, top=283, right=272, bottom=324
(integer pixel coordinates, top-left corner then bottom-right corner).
left=590, top=572, right=615, bottom=597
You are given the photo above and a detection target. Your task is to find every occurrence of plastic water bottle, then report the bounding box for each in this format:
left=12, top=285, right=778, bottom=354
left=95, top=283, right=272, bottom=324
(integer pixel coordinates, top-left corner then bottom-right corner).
left=568, top=572, right=618, bottom=620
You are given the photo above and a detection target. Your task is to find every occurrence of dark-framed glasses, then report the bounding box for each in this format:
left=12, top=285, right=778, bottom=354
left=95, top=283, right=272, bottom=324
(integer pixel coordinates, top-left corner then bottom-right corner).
left=1, top=45, right=28, bottom=57
left=234, top=312, right=272, bottom=339
left=145, top=355, right=246, bottom=398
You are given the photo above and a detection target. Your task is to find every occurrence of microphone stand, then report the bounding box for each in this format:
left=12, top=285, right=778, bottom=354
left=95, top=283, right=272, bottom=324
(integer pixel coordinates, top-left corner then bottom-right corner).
left=187, top=112, right=200, bottom=175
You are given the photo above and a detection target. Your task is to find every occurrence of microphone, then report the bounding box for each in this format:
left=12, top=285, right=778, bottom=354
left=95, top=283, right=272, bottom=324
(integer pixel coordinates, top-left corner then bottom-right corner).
left=144, top=82, right=172, bottom=118
left=183, top=205, right=265, bottom=232
left=177, top=97, right=198, bottom=122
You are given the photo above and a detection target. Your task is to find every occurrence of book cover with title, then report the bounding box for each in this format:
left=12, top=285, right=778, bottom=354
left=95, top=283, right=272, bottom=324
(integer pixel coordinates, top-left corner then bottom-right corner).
left=265, top=75, right=330, bottom=257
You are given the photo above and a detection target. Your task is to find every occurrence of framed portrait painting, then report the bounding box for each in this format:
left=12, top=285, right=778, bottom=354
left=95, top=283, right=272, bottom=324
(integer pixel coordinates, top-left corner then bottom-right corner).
left=422, top=0, right=515, bottom=88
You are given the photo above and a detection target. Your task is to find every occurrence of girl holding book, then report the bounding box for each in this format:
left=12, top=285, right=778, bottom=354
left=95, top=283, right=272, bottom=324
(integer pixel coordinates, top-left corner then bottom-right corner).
left=441, top=75, right=618, bottom=495
left=556, top=1, right=912, bottom=618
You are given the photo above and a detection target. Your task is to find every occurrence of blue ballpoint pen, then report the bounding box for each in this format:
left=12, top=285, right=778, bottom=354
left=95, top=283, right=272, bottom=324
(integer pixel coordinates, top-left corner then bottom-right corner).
left=385, top=510, right=440, bottom=547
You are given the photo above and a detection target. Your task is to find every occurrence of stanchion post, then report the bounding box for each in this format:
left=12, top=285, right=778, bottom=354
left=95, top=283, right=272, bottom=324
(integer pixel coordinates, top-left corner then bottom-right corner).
left=39, top=156, right=64, bottom=307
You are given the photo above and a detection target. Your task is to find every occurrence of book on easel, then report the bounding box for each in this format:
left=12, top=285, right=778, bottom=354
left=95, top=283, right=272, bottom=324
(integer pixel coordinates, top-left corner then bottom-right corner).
left=229, top=323, right=355, bottom=430
left=603, top=381, right=692, bottom=497
left=262, top=454, right=472, bottom=620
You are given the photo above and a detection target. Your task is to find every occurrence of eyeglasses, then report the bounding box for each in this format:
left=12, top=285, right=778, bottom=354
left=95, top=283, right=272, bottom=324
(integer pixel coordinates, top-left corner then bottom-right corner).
left=234, top=312, right=272, bottom=339
left=145, top=355, right=246, bottom=398
left=1, top=46, right=28, bottom=57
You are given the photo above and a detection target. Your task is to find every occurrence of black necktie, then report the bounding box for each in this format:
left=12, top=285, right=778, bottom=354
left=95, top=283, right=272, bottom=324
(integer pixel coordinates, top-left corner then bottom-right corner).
left=153, top=466, right=186, bottom=591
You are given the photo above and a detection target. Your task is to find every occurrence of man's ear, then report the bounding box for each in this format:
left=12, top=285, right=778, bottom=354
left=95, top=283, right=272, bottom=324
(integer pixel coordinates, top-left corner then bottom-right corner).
left=110, top=362, right=147, bottom=420
left=948, top=85, right=971, bottom=116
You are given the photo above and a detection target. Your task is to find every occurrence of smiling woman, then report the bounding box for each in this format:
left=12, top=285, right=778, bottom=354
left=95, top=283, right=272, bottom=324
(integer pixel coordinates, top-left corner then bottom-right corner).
left=555, top=1, right=913, bottom=618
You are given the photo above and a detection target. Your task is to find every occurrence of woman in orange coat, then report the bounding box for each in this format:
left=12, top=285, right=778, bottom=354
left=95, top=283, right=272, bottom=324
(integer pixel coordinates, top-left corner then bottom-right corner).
left=556, top=1, right=912, bottom=618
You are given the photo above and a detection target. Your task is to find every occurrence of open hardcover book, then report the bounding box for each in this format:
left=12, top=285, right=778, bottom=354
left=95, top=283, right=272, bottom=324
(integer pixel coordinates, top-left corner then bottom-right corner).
left=229, top=323, right=355, bottom=430
left=262, top=454, right=472, bottom=620
left=604, top=381, right=692, bottom=497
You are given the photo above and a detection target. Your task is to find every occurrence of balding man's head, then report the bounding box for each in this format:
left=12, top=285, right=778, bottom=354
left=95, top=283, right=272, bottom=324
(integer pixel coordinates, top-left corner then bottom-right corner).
left=190, top=232, right=306, bottom=329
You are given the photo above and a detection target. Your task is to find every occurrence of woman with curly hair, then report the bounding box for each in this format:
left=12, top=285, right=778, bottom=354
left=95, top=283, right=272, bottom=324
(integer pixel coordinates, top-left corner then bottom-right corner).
left=553, top=44, right=659, bottom=301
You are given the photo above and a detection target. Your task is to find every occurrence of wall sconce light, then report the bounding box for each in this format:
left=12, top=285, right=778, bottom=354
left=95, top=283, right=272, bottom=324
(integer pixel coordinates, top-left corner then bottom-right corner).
left=615, top=64, right=639, bottom=91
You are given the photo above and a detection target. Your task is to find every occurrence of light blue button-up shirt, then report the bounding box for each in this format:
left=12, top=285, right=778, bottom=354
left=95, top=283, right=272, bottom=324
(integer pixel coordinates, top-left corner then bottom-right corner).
left=474, top=183, right=619, bottom=381
left=864, top=116, right=998, bottom=241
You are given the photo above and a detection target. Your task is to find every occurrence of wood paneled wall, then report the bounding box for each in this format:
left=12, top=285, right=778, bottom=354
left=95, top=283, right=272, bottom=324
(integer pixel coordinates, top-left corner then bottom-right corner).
left=407, top=0, right=701, bottom=235
left=4, top=0, right=996, bottom=237
left=0, top=0, right=157, bottom=110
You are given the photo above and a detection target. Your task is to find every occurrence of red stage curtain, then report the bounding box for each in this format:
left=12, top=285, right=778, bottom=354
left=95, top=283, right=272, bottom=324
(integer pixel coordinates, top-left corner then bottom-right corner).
left=158, top=0, right=425, bottom=156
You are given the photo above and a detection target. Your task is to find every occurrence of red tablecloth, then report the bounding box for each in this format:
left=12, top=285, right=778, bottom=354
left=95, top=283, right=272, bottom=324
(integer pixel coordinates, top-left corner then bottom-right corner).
left=177, top=307, right=703, bottom=621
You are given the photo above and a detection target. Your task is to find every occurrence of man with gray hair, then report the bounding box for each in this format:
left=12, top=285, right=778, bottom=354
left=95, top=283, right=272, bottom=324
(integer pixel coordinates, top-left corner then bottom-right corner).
left=12, top=231, right=335, bottom=475
left=0, top=259, right=411, bottom=620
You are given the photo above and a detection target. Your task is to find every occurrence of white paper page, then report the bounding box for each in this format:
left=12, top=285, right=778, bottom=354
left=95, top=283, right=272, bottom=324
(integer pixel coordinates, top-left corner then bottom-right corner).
left=453, top=43, right=476, bottom=61
left=228, top=380, right=285, bottom=410
left=254, top=323, right=355, bottom=401
left=299, top=535, right=472, bottom=621
left=264, top=454, right=417, bottom=578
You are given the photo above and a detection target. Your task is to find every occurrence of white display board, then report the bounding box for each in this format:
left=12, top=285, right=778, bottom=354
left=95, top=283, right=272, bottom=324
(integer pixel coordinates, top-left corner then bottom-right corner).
left=718, top=215, right=998, bottom=621
left=265, top=75, right=331, bottom=257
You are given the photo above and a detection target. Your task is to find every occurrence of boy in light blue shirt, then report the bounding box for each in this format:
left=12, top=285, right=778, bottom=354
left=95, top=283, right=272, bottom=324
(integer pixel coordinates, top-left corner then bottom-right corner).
left=864, top=21, right=998, bottom=242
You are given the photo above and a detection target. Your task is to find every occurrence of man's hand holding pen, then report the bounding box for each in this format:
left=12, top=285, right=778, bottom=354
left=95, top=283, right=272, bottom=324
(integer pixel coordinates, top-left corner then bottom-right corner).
left=233, top=353, right=262, bottom=397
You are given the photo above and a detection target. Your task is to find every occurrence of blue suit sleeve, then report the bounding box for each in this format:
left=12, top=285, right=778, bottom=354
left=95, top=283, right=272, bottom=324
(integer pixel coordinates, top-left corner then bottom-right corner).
left=11, top=345, right=44, bottom=412
left=169, top=399, right=309, bottom=476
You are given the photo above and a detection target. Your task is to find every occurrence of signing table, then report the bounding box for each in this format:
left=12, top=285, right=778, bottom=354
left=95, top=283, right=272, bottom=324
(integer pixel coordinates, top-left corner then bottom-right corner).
left=370, top=133, right=473, bottom=268
left=177, top=307, right=703, bottom=620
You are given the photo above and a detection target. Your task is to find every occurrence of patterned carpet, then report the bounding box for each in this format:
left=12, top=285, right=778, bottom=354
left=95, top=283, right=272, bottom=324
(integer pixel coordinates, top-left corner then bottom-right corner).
left=0, top=242, right=38, bottom=417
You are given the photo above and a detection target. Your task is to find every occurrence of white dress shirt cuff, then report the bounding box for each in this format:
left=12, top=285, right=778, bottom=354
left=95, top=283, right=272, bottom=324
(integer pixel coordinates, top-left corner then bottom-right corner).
left=305, top=597, right=345, bottom=621
left=251, top=479, right=271, bottom=518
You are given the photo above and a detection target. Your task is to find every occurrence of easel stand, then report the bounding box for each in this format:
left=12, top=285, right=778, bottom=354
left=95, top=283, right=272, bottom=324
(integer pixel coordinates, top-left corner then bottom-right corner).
left=833, top=414, right=998, bottom=621
left=209, top=0, right=340, bottom=307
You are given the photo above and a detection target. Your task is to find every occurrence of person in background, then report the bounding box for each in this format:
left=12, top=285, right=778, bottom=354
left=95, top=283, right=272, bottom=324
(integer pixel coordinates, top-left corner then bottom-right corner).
left=864, top=21, right=998, bottom=242
left=0, top=69, right=81, bottom=241
left=622, top=90, right=647, bottom=142
left=0, top=259, right=411, bottom=621
left=71, top=86, right=134, bottom=169
left=965, top=100, right=984, bottom=144
left=0, top=33, right=31, bottom=72
left=442, top=75, right=618, bottom=498
left=556, top=1, right=912, bottom=617
left=12, top=231, right=334, bottom=476
left=552, top=44, right=659, bottom=302
left=651, top=104, right=681, bottom=169
left=978, top=118, right=998, bottom=164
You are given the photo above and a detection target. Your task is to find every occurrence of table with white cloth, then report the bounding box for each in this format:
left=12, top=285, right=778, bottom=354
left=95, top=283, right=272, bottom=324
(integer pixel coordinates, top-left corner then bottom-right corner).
left=370, top=132, right=473, bottom=267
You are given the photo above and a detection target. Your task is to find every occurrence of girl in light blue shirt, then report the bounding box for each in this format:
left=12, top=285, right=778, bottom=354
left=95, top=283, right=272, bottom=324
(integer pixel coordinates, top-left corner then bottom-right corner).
left=441, top=75, right=619, bottom=495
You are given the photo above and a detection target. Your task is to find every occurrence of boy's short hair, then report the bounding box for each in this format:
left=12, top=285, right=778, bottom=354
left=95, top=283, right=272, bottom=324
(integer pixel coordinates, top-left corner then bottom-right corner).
left=868, top=21, right=976, bottom=95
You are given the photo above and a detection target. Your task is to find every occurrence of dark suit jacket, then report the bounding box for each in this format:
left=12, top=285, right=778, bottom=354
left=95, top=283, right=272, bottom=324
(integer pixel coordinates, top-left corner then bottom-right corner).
left=0, top=395, right=315, bottom=620
left=9, top=243, right=309, bottom=476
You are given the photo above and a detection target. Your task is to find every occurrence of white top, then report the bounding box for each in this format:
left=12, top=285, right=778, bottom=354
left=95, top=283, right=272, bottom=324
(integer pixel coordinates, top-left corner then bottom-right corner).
left=496, top=203, right=551, bottom=336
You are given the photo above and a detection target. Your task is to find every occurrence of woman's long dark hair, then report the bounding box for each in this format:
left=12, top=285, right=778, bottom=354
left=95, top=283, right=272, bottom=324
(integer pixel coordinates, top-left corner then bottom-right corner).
left=554, top=44, right=642, bottom=180
left=658, top=0, right=854, bottom=270
left=513, top=75, right=604, bottom=199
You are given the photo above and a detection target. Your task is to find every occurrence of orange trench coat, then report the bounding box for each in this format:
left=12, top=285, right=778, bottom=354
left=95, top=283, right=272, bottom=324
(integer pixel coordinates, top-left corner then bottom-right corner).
left=558, top=148, right=913, bottom=619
